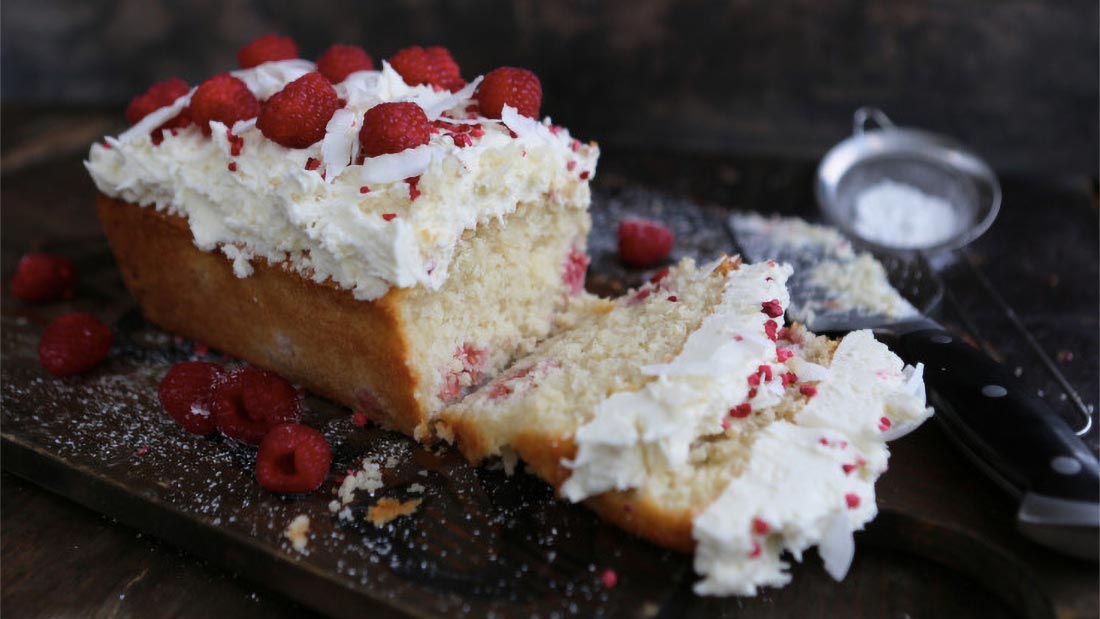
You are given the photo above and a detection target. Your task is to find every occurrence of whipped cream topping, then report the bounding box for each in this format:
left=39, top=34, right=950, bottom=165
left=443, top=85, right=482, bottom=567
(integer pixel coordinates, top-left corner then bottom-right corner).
left=692, top=329, right=931, bottom=596
left=86, top=60, right=598, bottom=300
left=560, top=260, right=794, bottom=502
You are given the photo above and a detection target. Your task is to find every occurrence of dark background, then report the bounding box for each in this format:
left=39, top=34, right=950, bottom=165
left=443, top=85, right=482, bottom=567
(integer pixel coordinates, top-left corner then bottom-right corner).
left=2, top=0, right=1097, bottom=175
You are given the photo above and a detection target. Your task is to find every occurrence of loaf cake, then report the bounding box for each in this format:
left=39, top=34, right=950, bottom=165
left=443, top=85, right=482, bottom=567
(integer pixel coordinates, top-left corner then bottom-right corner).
left=86, top=42, right=598, bottom=439
left=439, top=256, right=932, bottom=594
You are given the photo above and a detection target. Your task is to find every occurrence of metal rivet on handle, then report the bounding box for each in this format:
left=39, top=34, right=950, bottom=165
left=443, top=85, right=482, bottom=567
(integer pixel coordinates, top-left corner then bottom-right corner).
left=982, top=385, right=1008, bottom=398
left=1050, top=456, right=1082, bottom=476
left=931, top=334, right=952, bottom=344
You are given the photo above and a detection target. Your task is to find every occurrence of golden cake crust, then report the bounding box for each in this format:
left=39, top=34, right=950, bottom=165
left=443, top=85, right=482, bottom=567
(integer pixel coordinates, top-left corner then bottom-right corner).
left=442, top=415, right=696, bottom=553
left=97, top=193, right=428, bottom=436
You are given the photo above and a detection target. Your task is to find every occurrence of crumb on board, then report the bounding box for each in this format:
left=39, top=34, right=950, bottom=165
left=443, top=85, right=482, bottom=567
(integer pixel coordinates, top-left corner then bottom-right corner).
left=366, top=498, right=422, bottom=527
left=330, top=458, right=383, bottom=513
left=408, top=483, right=425, bottom=494
left=284, top=515, right=310, bottom=553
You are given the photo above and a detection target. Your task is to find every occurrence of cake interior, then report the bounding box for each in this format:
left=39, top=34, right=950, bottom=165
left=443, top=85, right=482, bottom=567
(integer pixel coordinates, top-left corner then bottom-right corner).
left=398, top=197, right=592, bottom=426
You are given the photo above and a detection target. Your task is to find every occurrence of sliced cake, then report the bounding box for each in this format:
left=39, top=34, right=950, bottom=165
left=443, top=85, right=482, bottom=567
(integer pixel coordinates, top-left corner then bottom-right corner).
left=439, top=256, right=932, bottom=594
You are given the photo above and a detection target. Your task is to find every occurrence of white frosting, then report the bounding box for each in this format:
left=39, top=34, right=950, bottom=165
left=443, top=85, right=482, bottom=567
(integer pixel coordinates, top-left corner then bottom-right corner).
left=86, top=60, right=598, bottom=300
left=692, top=329, right=932, bottom=596
left=560, top=261, right=793, bottom=502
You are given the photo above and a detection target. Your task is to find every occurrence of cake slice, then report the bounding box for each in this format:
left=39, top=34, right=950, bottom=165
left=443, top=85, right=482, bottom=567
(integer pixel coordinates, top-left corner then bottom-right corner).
left=87, top=43, right=598, bottom=439
left=439, top=256, right=932, bottom=594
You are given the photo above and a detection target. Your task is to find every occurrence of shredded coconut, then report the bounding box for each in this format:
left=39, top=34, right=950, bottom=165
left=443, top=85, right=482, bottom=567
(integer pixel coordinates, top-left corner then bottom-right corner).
left=334, top=457, right=384, bottom=508
left=852, top=180, right=958, bottom=249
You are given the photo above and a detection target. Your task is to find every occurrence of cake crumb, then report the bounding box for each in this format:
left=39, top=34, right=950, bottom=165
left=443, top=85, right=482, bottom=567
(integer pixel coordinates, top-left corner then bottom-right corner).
left=284, top=515, right=310, bottom=553
left=336, top=457, right=384, bottom=507
left=367, top=498, right=422, bottom=527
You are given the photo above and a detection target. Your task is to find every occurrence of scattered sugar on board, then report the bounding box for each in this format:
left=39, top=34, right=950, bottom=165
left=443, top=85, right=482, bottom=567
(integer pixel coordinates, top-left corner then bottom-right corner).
left=853, top=180, right=958, bottom=249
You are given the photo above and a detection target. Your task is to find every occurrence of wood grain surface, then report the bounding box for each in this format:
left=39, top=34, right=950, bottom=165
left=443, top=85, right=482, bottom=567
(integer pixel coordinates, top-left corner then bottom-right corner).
left=1, top=109, right=1097, bottom=618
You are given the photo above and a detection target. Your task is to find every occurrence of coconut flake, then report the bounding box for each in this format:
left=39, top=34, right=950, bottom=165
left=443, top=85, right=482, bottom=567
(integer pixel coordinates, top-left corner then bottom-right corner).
left=321, top=108, right=359, bottom=181
left=118, top=89, right=194, bottom=144
left=818, top=512, right=855, bottom=581
left=500, top=104, right=548, bottom=140
left=232, top=59, right=315, bottom=100
left=338, top=70, right=384, bottom=110
left=417, top=76, right=483, bottom=120
left=358, top=144, right=435, bottom=184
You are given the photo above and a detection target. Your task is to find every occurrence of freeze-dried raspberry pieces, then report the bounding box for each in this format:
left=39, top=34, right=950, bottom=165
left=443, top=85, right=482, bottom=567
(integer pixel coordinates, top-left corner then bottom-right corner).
left=238, top=34, right=299, bottom=69
left=359, top=102, right=432, bottom=157
left=190, top=74, right=260, bottom=136
left=316, top=44, right=374, bottom=83
left=617, top=218, right=674, bottom=268
left=255, top=423, right=332, bottom=494
left=126, top=78, right=190, bottom=124
left=10, top=253, right=76, bottom=302
left=388, top=45, right=464, bottom=91
left=211, top=367, right=301, bottom=444
left=38, top=313, right=112, bottom=377
left=158, top=361, right=223, bottom=435
left=476, top=67, right=542, bottom=119
left=562, top=248, right=589, bottom=296
left=257, top=72, right=339, bottom=148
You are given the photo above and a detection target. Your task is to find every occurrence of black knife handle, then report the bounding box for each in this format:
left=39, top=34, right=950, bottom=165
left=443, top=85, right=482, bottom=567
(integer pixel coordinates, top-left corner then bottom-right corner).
left=897, top=328, right=1099, bottom=503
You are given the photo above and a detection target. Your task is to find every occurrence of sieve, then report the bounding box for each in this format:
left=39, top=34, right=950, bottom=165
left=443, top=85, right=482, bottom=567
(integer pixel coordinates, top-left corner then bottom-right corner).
left=815, top=107, right=1001, bottom=254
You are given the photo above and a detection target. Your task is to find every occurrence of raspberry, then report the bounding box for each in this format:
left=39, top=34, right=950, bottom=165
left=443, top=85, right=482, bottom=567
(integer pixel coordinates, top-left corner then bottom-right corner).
left=10, top=253, right=76, bottom=302
left=316, top=44, right=374, bottom=83
left=38, top=313, right=112, bottom=377
left=476, top=67, right=542, bottom=119
left=238, top=34, right=299, bottom=69
left=255, top=423, right=332, bottom=494
left=730, top=403, right=752, bottom=418
left=617, top=218, right=674, bottom=268
left=211, top=367, right=301, bottom=444
left=761, top=299, right=784, bottom=318
left=257, top=72, right=339, bottom=148
left=126, top=78, right=190, bottom=124
left=387, top=46, right=464, bottom=91
left=158, top=361, right=224, bottom=435
left=359, top=102, right=431, bottom=157
left=190, top=74, right=260, bottom=136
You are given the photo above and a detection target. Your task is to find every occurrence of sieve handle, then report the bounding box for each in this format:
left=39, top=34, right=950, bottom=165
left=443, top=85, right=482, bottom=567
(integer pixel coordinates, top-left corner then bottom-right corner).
left=853, top=107, right=895, bottom=135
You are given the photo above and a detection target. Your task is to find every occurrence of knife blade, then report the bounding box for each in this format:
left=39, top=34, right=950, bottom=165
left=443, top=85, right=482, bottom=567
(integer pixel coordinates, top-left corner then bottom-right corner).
left=728, top=212, right=1099, bottom=560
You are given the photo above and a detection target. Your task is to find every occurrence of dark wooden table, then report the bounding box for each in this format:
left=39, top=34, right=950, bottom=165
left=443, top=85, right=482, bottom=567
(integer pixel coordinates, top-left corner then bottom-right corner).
left=2, top=107, right=1097, bottom=618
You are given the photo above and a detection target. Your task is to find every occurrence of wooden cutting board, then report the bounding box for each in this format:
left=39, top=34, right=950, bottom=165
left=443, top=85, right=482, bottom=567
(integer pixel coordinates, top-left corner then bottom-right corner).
left=2, top=183, right=1095, bottom=619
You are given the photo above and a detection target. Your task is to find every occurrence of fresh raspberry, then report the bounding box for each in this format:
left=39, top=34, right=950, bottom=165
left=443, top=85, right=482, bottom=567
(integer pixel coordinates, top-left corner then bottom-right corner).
left=730, top=403, right=753, bottom=418
left=387, top=46, right=464, bottom=91
left=255, top=423, right=332, bottom=493
left=126, top=78, right=190, bottom=124
left=158, top=361, right=224, bottom=435
left=359, top=102, right=431, bottom=157
left=237, top=34, right=299, bottom=69
left=211, top=367, right=301, bottom=444
left=617, top=218, right=674, bottom=268
left=476, top=67, right=542, bottom=119
left=316, top=44, right=374, bottom=83
left=256, top=72, right=339, bottom=148
left=189, top=74, right=260, bottom=136
left=10, top=253, right=76, bottom=302
left=38, top=313, right=112, bottom=377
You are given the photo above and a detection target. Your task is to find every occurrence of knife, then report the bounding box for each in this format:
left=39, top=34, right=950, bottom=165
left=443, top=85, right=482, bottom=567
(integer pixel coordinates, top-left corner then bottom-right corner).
left=728, top=212, right=1099, bottom=561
